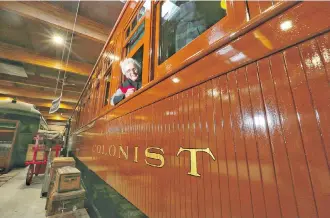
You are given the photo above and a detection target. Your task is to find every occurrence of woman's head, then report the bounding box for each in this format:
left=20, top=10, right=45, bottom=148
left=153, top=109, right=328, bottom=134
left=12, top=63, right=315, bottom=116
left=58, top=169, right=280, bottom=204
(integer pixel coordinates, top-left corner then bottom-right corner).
left=120, top=58, right=141, bottom=81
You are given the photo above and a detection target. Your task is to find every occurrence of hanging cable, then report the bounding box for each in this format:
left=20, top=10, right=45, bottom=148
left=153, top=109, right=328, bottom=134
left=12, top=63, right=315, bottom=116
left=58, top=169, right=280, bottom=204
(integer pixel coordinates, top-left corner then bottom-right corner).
left=60, top=0, right=81, bottom=97
left=54, top=30, right=69, bottom=96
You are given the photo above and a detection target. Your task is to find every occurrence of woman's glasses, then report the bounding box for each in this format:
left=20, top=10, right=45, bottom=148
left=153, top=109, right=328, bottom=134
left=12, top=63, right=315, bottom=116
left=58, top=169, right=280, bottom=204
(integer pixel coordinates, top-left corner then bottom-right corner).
left=126, top=67, right=138, bottom=75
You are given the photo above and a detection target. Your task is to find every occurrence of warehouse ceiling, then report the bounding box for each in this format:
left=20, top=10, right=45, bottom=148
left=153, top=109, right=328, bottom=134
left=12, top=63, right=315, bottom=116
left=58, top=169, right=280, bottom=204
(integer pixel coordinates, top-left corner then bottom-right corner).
left=0, top=1, right=124, bottom=127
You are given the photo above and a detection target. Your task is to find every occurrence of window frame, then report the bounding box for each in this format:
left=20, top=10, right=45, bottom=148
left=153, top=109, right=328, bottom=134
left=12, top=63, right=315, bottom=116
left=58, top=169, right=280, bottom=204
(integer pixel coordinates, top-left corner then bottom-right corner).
left=123, top=1, right=146, bottom=56
left=153, top=0, right=247, bottom=79
left=103, top=67, right=113, bottom=107
left=121, top=0, right=152, bottom=87
left=99, top=36, right=119, bottom=113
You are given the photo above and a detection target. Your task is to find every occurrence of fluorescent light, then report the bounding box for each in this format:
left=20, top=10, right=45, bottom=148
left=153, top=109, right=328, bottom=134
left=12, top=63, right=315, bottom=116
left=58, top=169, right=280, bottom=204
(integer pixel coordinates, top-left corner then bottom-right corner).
left=53, top=35, right=64, bottom=45
left=172, top=77, right=180, bottom=83
left=280, top=20, right=292, bottom=31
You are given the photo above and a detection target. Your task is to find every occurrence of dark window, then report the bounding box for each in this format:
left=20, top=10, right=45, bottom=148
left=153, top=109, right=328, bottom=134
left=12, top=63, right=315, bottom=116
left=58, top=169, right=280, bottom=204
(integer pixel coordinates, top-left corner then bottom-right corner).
left=159, top=0, right=227, bottom=64
left=127, top=21, right=145, bottom=53
left=126, top=27, right=131, bottom=38
left=132, top=46, right=144, bottom=70
left=132, top=16, right=137, bottom=30
left=137, top=5, right=146, bottom=21
left=103, top=70, right=112, bottom=106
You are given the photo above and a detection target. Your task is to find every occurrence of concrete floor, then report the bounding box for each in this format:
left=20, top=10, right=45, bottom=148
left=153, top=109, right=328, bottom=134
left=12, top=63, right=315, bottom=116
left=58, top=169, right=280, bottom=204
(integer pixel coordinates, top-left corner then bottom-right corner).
left=0, top=167, right=46, bottom=218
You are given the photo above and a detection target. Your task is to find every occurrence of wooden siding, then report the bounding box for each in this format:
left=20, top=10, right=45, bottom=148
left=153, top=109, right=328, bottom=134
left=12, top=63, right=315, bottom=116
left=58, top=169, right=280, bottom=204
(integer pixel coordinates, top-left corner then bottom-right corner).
left=248, top=0, right=274, bottom=20
left=72, top=31, right=330, bottom=218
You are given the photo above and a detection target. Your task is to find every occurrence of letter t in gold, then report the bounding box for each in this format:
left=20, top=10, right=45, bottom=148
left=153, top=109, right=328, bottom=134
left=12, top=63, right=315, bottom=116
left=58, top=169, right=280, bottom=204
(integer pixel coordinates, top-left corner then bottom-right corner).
left=177, top=147, right=216, bottom=177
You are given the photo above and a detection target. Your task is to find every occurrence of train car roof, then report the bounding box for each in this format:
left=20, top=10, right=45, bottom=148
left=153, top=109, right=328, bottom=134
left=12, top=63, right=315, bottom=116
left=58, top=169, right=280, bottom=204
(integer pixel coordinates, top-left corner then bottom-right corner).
left=0, top=99, right=41, bottom=118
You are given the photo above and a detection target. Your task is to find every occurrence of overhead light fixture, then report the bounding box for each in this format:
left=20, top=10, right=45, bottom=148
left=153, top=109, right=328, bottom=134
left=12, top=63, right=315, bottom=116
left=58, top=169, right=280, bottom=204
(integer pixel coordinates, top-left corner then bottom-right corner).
left=0, top=97, right=12, bottom=101
left=52, top=35, right=64, bottom=45
left=172, top=77, right=180, bottom=83
left=280, top=20, right=292, bottom=31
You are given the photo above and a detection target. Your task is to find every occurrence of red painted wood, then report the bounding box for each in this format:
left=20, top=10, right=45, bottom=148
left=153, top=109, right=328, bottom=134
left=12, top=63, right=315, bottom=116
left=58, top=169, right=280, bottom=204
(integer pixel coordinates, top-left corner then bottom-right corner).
left=70, top=2, right=330, bottom=218
left=242, top=63, right=268, bottom=218
left=228, top=70, right=254, bottom=218
left=213, top=77, right=231, bottom=218
left=316, top=32, right=330, bottom=82
left=264, top=55, right=299, bottom=218
left=299, top=38, right=330, bottom=169
left=222, top=75, right=241, bottom=218
left=284, top=46, right=330, bottom=218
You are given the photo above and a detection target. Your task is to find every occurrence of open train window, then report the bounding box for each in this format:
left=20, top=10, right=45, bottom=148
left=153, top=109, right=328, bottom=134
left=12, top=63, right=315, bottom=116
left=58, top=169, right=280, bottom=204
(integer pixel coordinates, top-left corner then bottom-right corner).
left=122, top=1, right=150, bottom=85
left=132, top=46, right=143, bottom=70
left=154, top=0, right=246, bottom=79
left=121, top=46, right=144, bottom=85
left=159, top=1, right=227, bottom=64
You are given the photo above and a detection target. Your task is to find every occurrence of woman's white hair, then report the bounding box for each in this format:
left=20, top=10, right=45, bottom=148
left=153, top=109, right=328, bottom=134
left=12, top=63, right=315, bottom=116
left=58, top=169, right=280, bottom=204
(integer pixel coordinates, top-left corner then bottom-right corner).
left=120, top=58, right=141, bottom=75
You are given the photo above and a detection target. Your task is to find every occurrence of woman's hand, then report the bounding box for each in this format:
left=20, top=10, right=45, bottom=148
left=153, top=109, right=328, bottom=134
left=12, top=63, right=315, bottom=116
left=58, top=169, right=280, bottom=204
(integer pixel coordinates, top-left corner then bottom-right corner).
left=125, top=88, right=135, bottom=98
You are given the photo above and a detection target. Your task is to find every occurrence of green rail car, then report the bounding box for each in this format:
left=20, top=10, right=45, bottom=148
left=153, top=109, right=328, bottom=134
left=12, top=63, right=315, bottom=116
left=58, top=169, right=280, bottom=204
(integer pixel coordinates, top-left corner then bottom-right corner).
left=0, top=99, right=41, bottom=170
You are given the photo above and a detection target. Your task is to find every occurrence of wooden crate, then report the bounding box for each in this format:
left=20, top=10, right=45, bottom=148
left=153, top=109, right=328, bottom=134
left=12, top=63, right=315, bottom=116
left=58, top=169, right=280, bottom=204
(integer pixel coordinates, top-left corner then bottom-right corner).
left=52, top=157, right=75, bottom=168
left=54, top=166, right=81, bottom=193
left=46, top=208, right=90, bottom=218
left=47, top=157, right=77, bottom=202
left=46, top=188, right=85, bottom=216
left=25, top=144, right=44, bottom=161
left=50, top=157, right=76, bottom=181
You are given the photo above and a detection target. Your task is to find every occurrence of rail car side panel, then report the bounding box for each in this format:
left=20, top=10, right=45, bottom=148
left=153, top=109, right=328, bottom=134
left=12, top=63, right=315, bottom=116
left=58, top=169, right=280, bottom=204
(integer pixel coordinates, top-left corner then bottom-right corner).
left=70, top=2, right=330, bottom=218
left=71, top=29, right=330, bottom=217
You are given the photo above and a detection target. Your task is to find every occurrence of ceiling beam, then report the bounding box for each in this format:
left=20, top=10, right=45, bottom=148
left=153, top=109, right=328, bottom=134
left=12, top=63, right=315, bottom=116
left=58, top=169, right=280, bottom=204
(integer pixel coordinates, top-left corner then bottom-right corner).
left=48, top=121, right=67, bottom=126
left=0, top=42, right=92, bottom=75
left=38, top=106, right=72, bottom=112
left=0, top=86, right=79, bottom=103
left=0, top=95, right=75, bottom=110
left=44, top=115, right=67, bottom=121
left=43, top=112, right=71, bottom=118
left=0, top=78, right=83, bottom=94
left=39, top=109, right=72, bottom=117
left=0, top=73, right=85, bottom=90
left=35, top=103, right=74, bottom=110
left=0, top=1, right=110, bottom=43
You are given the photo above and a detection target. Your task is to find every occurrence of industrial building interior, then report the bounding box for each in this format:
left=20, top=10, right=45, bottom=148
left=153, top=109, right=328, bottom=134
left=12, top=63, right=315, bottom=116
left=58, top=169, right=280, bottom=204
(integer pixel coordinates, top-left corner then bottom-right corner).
left=0, top=2, right=124, bottom=218
left=0, top=1, right=123, bottom=131
left=1, top=1, right=330, bottom=218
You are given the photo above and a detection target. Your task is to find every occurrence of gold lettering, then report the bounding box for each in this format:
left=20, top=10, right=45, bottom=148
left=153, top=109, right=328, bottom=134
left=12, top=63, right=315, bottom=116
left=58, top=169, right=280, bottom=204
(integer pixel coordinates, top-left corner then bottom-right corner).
left=119, top=146, right=128, bottom=160
left=101, top=145, right=105, bottom=154
left=97, top=145, right=101, bottom=154
left=108, top=145, right=116, bottom=156
left=134, top=147, right=138, bottom=163
left=145, top=147, right=165, bottom=168
left=92, top=145, right=96, bottom=153
left=176, top=147, right=216, bottom=177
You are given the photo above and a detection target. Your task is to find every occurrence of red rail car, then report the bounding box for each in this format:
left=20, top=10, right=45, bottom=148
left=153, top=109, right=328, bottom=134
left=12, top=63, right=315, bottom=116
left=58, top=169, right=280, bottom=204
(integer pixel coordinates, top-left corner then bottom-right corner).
left=69, top=1, right=330, bottom=217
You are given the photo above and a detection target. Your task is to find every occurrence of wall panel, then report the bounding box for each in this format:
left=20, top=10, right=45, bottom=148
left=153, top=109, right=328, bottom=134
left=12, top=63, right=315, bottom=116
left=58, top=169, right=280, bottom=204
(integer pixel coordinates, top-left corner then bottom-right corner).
left=248, top=0, right=274, bottom=20
left=228, top=70, right=254, bottom=218
left=73, top=31, right=330, bottom=217
left=259, top=55, right=298, bottom=218
left=237, top=66, right=264, bottom=218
